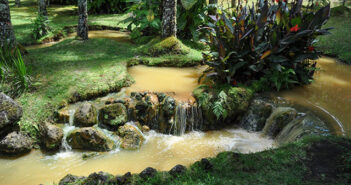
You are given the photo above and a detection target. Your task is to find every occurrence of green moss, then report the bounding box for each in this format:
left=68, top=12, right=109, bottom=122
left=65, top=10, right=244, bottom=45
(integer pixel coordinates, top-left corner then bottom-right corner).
left=141, top=36, right=191, bottom=57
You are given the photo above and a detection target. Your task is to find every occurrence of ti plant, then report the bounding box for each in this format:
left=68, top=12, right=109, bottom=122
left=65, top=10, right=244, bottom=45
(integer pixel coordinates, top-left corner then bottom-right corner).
left=200, top=0, right=332, bottom=91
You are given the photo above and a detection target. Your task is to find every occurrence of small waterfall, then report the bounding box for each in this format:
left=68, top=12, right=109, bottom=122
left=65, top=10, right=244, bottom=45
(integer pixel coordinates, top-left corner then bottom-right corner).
left=61, top=109, right=77, bottom=151
left=170, top=103, right=203, bottom=136
left=68, top=109, right=76, bottom=126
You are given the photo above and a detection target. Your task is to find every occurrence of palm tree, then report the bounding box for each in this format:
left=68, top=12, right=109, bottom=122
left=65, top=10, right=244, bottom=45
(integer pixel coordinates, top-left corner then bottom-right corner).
left=161, top=0, right=177, bottom=38
left=78, top=0, right=88, bottom=40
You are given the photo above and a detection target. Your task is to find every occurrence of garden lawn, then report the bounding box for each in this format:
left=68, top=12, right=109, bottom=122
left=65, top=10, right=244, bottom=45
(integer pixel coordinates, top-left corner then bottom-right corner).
left=316, top=6, right=351, bottom=64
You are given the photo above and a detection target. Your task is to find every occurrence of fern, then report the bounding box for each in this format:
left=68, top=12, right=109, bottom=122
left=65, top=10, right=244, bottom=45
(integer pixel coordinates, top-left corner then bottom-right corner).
left=212, top=91, right=228, bottom=120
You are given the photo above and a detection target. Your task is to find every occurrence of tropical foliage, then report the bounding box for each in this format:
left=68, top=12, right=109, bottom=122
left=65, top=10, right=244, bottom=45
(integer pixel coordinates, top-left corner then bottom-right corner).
left=200, top=0, right=332, bottom=91
left=31, top=15, right=51, bottom=40
left=0, top=47, right=32, bottom=97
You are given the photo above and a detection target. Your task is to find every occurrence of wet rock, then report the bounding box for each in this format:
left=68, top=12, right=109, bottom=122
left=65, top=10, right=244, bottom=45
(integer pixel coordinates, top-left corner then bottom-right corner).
left=82, top=152, right=99, bottom=160
left=169, top=164, right=186, bottom=176
left=59, top=174, right=85, bottom=185
left=139, top=167, right=157, bottom=178
left=99, top=103, right=127, bottom=131
left=200, top=158, right=213, bottom=171
left=0, top=131, right=32, bottom=156
left=67, top=127, right=115, bottom=151
left=240, top=97, right=274, bottom=132
left=57, top=107, right=70, bottom=123
left=108, top=172, right=132, bottom=185
left=83, top=171, right=112, bottom=185
left=142, top=125, right=150, bottom=133
left=39, top=122, right=63, bottom=151
left=276, top=114, right=331, bottom=145
left=161, top=96, right=175, bottom=117
left=118, top=123, right=144, bottom=150
left=263, top=107, right=297, bottom=138
left=74, top=102, right=98, bottom=127
left=0, top=93, right=22, bottom=137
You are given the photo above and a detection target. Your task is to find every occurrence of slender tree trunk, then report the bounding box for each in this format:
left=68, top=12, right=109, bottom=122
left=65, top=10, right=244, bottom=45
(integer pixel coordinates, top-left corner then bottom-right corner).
left=0, top=0, right=16, bottom=48
left=78, top=0, right=88, bottom=40
left=161, top=0, right=177, bottom=38
left=38, top=0, right=48, bottom=20
left=15, top=0, right=20, bottom=7
left=231, top=0, right=236, bottom=8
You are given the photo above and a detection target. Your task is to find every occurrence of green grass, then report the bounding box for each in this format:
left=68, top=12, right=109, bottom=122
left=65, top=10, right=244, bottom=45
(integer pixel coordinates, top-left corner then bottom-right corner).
left=131, top=136, right=351, bottom=185
left=317, top=6, right=351, bottom=64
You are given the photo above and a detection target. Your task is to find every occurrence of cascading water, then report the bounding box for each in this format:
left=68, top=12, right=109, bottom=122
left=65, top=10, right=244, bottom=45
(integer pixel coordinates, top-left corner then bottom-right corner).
left=170, top=103, right=203, bottom=135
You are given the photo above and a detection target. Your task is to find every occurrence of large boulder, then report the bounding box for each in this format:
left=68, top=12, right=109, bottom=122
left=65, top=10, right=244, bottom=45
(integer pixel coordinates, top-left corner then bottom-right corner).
left=240, top=97, right=274, bottom=132
left=0, top=93, right=22, bottom=137
left=0, top=131, right=32, bottom=156
left=67, top=127, right=115, bottom=151
left=39, top=122, right=63, bottom=151
left=73, top=102, right=98, bottom=127
left=118, top=123, right=144, bottom=150
left=99, top=103, right=127, bottom=131
left=276, top=114, right=331, bottom=145
left=263, top=107, right=297, bottom=138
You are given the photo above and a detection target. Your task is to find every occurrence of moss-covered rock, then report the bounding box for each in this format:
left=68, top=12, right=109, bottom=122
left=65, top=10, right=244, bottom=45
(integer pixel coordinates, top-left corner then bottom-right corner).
left=99, top=103, right=127, bottom=131
left=67, top=127, right=115, bottom=151
left=0, top=93, right=22, bottom=138
left=0, top=131, right=33, bottom=156
left=118, top=123, right=144, bottom=150
left=39, top=122, right=63, bottom=151
left=73, top=102, right=98, bottom=127
left=263, top=107, right=297, bottom=138
left=142, top=36, right=191, bottom=57
left=240, top=97, right=274, bottom=132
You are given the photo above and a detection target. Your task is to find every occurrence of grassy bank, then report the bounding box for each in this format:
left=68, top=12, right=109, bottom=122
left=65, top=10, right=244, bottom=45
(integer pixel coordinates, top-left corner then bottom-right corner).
left=317, top=6, right=351, bottom=64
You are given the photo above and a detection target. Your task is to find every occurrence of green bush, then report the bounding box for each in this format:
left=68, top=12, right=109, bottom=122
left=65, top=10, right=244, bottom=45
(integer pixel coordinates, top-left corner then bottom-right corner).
left=126, top=0, right=208, bottom=42
left=200, top=1, right=331, bottom=91
left=31, top=15, right=51, bottom=40
left=0, top=47, right=32, bottom=97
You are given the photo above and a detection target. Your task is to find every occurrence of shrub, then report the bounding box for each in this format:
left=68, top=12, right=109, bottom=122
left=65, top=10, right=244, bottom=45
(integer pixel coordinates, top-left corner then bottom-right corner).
left=31, top=15, right=51, bottom=40
left=200, top=0, right=331, bottom=91
left=0, top=47, right=32, bottom=97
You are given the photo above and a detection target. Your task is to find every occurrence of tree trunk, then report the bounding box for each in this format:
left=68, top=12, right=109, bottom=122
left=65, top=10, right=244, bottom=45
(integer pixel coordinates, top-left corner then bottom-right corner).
left=0, top=0, right=16, bottom=48
left=78, top=0, right=88, bottom=40
left=15, top=0, right=20, bottom=7
left=38, top=0, right=48, bottom=20
left=161, top=0, right=177, bottom=38
left=231, top=0, right=236, bottom=8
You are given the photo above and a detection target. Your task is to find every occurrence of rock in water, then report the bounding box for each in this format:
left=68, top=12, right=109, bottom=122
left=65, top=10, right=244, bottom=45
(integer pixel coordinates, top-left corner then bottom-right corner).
left=276, top=114, right=331, bottom=145
left=99, top=103, right=127, bottom=130
left=59, top=174, right=85, bottom=185
left=240, top=97, right=274, bottom=132
left=0, top=93, right=22, bottom=137
left=73, top=102, right=98, bottom=127
left=0, top=131, right=32, bottom=156
left=39, top=122, right=63, bottom=151
left=118, top=123, right=144, bottom=150
left=263, top=107, right=297, bottom=138
left=67, top=127, right=115, bottom=151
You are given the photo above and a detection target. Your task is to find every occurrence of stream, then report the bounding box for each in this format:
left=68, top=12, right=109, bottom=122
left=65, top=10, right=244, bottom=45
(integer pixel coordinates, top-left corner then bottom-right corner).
left=0, top=30, right=349, bottom=185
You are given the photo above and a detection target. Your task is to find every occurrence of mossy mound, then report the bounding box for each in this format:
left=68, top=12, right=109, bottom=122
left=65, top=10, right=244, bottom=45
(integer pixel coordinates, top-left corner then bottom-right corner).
left=141, top=36, right=191, bottom=57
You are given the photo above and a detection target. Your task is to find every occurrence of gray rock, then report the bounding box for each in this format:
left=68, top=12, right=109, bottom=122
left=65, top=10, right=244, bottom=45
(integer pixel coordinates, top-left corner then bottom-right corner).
left=263, top=107, right=297, bottom=138
left=39, top=122, right=63, bottom=151
left=240, top=98, right=274, bottom=132
left=169, top=164, right=186, bottom=176
left=276, top=114, right=331, bottom=145
left=74, top=102, right=98, bottom=127
left=0, top=131, right=32, bottom=156
left=0, top=93, right=22, bottom=137
left=139, top=167, right=157, bottom=178
left=67, top=127, right=115, bottom=151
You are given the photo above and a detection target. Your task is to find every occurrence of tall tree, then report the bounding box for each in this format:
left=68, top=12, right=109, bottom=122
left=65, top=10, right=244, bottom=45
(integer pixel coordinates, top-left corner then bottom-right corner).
left=77, top=0, right=88, bottom=40
left=0, top=0, right=16, bottom=48
left=38, top=0, right=48, bottom=20
left=161, top=0, right=177, bottom=38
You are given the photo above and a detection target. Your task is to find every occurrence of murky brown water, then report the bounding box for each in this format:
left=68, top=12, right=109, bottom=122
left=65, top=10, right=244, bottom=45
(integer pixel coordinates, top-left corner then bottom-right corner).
left=0, top=129, right=273, bottom=185
left=275, top=57, right=351, bottom=136
left=126, top=65, right=206, bottom=102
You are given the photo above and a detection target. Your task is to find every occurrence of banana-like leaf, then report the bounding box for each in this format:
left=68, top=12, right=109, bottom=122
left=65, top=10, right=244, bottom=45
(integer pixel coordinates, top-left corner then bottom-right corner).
left=181, top=0, right=198, bottom=10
